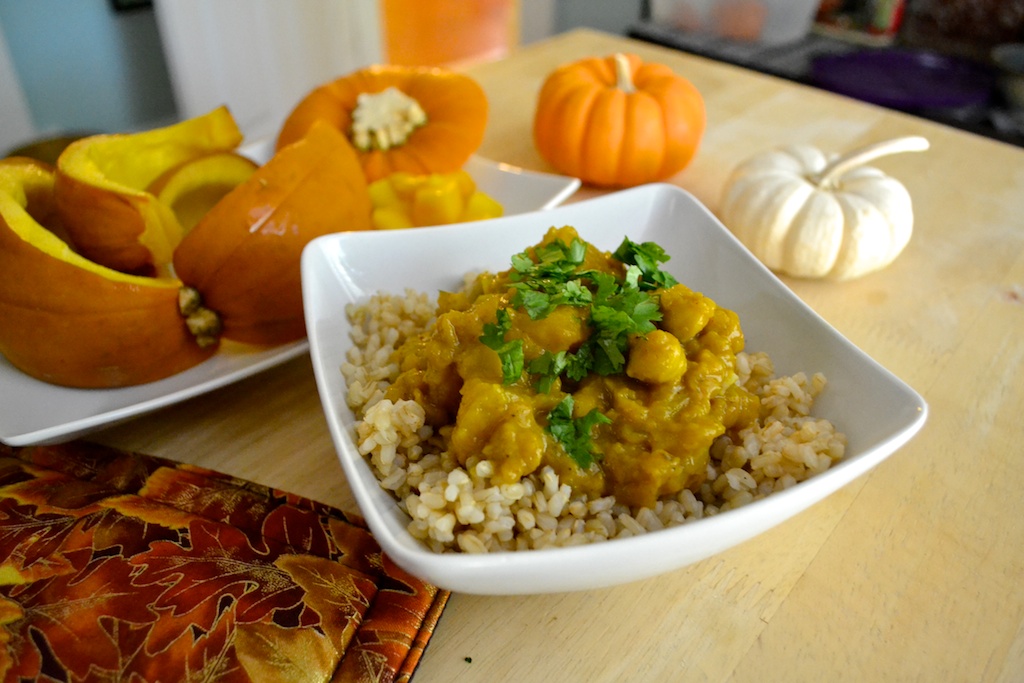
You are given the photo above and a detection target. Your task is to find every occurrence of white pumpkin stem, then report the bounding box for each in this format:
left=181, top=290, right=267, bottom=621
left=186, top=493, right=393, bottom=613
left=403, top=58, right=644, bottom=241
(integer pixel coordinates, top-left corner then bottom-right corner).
left=813, top=136, right=930, bottom=187
left=613, top=53, right=636, bottom=94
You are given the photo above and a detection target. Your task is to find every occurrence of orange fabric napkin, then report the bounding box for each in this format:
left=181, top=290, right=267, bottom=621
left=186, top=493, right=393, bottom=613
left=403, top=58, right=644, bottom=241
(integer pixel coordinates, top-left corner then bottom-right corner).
left=0, top=441, right=449, bottom=682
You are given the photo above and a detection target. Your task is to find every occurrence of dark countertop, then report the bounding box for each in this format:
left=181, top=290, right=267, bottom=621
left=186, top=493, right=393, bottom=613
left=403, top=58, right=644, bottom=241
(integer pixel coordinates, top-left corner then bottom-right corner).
left=629, top=20, right=1024, bottom=148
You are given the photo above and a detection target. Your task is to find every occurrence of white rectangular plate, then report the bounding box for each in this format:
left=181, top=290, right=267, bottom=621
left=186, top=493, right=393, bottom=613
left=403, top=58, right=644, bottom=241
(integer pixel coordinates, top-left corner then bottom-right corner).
left=0, top=148, right=579, bottom=446
left=303, top=183, right=928, bottom=595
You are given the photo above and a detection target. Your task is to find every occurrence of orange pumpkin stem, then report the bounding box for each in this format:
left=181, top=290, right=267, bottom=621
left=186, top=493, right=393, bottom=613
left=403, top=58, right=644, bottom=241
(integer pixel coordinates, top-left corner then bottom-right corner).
left=613, top=53, right=636, bottom=94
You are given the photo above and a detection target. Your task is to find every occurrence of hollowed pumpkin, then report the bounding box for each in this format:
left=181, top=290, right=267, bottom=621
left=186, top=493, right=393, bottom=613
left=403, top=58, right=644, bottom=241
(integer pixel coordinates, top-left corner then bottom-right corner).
left=147, top=151, right=259, bottom=234
left=275, top=65, right=488, bottom=183
left=0, top=158, right=215, bottom=388
left=173, top=120, right=372, bottom=346
left=54, top=106, right=244, bottom=276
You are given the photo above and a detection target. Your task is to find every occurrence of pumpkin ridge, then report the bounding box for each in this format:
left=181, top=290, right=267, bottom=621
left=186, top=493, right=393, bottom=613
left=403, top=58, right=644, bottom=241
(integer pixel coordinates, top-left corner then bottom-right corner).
left=619, top=89, right=665, bottom=186
left=570, top=87, right=604, bottom=179
left=586, top=56, right=617, bottom=87
left=581, top=88, right=627, bottom=186
left=179, top=145, right=330, bottom=297
left=827, top=192, right=890, bottom=279
left=545, top=84, right=601, bottom=178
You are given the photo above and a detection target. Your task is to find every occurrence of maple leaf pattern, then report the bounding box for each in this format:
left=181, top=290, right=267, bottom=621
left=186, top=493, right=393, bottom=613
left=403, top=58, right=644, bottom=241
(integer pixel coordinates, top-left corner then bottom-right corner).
left=0, top=442, right=449, bottom=682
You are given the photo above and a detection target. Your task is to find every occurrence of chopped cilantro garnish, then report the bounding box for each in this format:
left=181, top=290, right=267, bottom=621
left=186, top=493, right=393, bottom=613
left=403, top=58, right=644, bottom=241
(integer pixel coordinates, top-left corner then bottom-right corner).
left=613, top=237, right=679, bottom=290
left=560, top=279, right=592, bottom=306
left=511, top=237, right=587, bottom=283
left=546, top=395, right=610, bottom=469
left=528, top=351, right=567, bottom=393
left=490, top=234, right=678, bottom=394
left=509, top=237, right=593, bottom=320
left=480, top=233, right=679, bottom=466
left=479, top=308, right=524, bottom=385
left=511, top=287, right=554, bottom=320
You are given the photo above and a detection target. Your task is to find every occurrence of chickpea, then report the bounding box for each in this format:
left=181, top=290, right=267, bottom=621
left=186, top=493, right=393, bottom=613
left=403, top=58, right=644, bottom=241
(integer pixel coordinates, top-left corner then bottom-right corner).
left=626, top=329, right=687, bottom=384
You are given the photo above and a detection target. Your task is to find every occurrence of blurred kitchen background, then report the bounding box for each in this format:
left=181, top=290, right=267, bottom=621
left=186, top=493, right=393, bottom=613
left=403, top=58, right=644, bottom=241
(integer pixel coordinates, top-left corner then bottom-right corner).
left=2, top=0, right=1023, bottom=159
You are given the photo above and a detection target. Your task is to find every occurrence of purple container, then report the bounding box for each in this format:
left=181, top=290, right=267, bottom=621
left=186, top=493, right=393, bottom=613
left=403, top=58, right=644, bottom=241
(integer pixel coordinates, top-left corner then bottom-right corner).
left=811, top=49, right=995, bottom=111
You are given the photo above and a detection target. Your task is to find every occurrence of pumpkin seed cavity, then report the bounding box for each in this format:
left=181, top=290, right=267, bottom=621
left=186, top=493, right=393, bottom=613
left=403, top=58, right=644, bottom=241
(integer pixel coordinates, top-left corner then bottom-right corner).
left=350, top=87, right=427, bottom=151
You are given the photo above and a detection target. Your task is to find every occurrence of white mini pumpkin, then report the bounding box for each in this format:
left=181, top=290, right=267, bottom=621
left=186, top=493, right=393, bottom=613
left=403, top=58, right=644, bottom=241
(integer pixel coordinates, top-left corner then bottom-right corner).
left=719, top=136, right=929, bottom=281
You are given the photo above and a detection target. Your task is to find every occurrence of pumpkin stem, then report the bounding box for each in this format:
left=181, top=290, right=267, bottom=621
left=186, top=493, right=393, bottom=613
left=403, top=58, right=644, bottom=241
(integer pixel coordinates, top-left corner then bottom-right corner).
left=178, top=286, right=222, bottom=348
left=350, top=86, right=428, bottom=152
left=612, top=53, right=636, bottom=94
left=813, top=136, right=929, bottom=188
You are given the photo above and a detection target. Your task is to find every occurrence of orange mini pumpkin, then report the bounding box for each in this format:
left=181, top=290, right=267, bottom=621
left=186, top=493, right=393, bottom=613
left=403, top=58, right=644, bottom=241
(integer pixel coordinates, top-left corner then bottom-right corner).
left=533, top=53, right=706, bottom=188
left=275, top=65, right=488, bottom=183
left=0, top=158, right=215, bottom=388
left=174, top=121, right=372, bottom=347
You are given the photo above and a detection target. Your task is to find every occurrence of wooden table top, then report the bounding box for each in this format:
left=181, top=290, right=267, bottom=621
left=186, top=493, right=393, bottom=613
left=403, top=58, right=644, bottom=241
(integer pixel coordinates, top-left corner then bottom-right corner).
left=94, top=29, right=1024, bottom=682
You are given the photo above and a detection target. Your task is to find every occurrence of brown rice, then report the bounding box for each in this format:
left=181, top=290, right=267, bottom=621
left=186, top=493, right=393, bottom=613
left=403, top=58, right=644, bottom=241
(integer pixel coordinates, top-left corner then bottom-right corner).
left=341, top=288, right=847, bottom=554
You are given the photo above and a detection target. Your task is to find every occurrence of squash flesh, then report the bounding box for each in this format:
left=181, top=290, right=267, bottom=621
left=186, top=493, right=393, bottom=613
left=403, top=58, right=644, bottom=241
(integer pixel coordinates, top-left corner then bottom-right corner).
left=0, top=159, right=214, bottom=388
left=54, top=106, right=245, bottom=275
left=174, top=121, right=372, bottom=346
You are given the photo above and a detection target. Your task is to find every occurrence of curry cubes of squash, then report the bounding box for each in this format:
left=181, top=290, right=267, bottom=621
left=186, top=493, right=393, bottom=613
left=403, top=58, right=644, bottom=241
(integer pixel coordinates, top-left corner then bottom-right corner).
left=0, top=114, right=371, bottom=388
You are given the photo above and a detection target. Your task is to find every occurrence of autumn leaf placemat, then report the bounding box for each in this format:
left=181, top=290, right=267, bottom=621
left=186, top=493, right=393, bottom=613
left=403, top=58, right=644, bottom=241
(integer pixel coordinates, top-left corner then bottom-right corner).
left=0, top=441, right=449, bottom=682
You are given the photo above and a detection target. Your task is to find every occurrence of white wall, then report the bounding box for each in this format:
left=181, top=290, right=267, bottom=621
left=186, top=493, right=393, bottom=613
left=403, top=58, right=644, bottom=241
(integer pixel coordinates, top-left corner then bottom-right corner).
left=0, top=0, right=177, bottom=145
left=521, top=0, right=557, bottom=44
left=554, top=0, right=644, bottom=36
left=0, top=0, right=642, bottom=156
left=0, top=23, right=33, bottom=154
left=154, top=0, right=382, bottom=143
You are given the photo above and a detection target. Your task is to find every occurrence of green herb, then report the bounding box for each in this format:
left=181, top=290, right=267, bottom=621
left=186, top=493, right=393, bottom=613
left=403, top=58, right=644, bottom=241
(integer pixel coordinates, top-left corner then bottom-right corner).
left=509, top=237, right=592, bottom=320
left=479, top=308, right=524, bottom=385
left=546, top=395, right=610, bottom=469
left=613, top=237, right=679, bottom=290
left=511, top=237, right=587, bottom=283
left=528, top=350, right=568, bottom=393
left=481, top=234, right=678, bottom=466
left=585, top=264, right=661, bottom=375
left=498, top=235, right=676, bottom=392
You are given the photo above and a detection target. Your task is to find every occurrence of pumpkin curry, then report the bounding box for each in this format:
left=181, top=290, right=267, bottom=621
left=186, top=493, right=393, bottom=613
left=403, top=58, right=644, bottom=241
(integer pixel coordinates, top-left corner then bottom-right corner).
left=384, top=226, right=759, bottom=509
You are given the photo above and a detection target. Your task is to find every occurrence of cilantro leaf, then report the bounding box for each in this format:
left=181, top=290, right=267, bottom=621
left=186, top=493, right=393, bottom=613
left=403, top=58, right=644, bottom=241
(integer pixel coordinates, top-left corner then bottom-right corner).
left=559, top=279, right=592, bottom=307
left=484, top=233, right=677, bottom=388
left=613, top=237, right=679, bottom=290
left=528, top=351, right=568, bottom=393
left=546, top=395, right=611, bottom=469
left=479, top=308, right=524, bottom=385
left=511, top=237, right=587, bottom=283
left=564, top=345, right=593, bottom=382
left=512, top=287, right=554, bottom=320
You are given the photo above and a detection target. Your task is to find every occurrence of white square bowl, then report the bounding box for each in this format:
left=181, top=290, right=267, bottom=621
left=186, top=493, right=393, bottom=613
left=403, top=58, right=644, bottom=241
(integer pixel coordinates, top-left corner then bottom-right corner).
left=302, top=183, right=927, bottom=595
